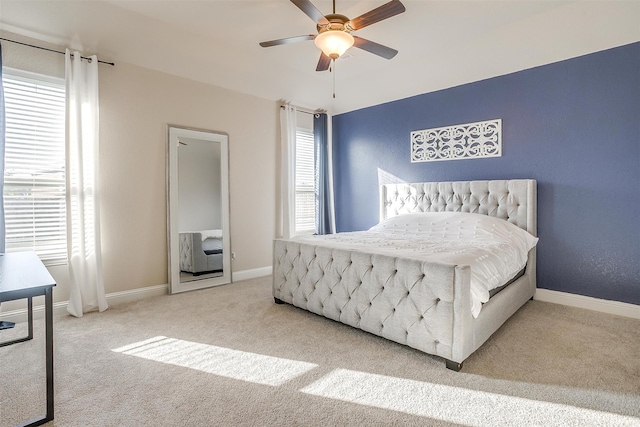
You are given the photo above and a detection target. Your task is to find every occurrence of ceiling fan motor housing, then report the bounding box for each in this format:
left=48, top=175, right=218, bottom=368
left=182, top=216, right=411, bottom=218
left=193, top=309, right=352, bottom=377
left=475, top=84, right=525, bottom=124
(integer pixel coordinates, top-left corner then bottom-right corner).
left=317, top=14, right=352, bottom=33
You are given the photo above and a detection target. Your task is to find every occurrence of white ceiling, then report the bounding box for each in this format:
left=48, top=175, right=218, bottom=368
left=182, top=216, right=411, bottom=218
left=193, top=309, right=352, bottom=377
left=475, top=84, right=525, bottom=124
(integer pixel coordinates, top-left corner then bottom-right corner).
left=1, top=0, right=639, bottom=114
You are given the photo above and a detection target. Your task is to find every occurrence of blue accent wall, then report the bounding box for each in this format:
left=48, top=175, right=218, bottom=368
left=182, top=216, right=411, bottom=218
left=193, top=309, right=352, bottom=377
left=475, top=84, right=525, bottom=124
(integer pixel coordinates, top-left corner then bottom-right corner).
left=332, top=42, right=640, bottom=305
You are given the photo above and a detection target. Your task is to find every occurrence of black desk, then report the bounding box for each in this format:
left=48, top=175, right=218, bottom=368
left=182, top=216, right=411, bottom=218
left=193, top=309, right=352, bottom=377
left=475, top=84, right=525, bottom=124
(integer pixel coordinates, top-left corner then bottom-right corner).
left=0, top=251, right=56, bottom=427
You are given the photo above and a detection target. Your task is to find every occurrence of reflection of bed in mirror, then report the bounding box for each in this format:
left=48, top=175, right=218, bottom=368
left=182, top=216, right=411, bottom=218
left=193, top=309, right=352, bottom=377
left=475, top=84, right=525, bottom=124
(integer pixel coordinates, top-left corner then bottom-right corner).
left=179, top=229, right=224, bottom=275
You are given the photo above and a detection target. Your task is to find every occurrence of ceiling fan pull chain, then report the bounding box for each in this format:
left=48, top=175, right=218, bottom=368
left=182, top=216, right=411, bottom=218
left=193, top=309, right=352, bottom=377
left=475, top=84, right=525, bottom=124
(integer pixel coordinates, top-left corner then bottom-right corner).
left=332, top=59, right=336, bottom=98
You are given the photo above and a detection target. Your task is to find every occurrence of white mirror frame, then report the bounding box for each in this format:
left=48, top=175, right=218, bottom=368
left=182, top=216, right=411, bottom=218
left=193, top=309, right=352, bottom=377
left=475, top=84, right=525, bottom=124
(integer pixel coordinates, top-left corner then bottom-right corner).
left=167, top=125, right=232, bottom=294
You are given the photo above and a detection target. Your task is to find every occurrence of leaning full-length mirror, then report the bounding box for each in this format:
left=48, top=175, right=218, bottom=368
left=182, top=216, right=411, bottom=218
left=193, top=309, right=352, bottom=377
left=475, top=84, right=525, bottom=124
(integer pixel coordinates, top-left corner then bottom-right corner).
left=167, top=125, right=231, bottom=294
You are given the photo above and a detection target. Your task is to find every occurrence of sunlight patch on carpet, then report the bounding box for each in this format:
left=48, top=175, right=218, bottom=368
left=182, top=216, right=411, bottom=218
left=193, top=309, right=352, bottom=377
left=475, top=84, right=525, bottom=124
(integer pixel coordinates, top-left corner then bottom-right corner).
left=300, top=369, right=639, bottom=425
left=112, top=336, right=317, bottom=386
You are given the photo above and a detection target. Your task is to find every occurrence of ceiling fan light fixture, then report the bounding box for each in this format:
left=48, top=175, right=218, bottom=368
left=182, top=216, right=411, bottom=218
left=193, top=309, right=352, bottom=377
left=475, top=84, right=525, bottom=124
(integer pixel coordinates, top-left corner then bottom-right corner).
left=314, top=30, right=354, bottom=59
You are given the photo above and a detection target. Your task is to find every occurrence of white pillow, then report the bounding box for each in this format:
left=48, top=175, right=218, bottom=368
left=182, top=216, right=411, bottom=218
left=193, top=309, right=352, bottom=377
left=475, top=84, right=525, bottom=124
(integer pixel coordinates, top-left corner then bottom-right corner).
left=200, top=229, right=223, bottom=241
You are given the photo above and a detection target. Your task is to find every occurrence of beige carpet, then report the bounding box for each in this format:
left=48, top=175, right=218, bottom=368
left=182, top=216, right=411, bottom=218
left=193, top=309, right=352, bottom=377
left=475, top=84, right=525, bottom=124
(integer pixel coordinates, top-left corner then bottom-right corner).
left=1, top=276, right=639, bottom=426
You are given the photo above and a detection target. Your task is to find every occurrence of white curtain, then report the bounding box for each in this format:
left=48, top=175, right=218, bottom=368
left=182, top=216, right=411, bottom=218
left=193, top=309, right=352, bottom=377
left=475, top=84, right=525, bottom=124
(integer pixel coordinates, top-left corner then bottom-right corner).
left=279, top=104, right=297, bottom=239
left=65, top=49, right=107, bottom=317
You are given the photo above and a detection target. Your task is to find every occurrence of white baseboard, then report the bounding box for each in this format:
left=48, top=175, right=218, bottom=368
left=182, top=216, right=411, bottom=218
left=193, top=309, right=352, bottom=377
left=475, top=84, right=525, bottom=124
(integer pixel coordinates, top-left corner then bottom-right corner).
left=534, top=288, right=640, bottom=320
left=0, top=266, right=274, bottom=324
left=0, top=284, right=169, bottom=324
left=233, top=266, right=272, bottom=282
left=106, top=283, right=169, bottom=305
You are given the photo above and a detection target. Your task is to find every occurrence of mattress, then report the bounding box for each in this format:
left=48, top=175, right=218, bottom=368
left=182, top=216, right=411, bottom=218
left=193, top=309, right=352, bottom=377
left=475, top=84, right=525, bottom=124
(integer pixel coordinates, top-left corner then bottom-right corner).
left=291, top=212, right=538, bottom=317
left=202, top=238, right=223, bottom=255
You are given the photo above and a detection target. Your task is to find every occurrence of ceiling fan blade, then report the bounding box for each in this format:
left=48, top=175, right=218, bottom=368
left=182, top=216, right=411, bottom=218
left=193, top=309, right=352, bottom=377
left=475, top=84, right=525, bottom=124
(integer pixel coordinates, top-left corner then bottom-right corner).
left=352, top=36, right=398, bottom=59
left=290, top=0, right=329, bottom=25
left=316, top=52, right=331, bottom=71
left=259, top=35, right=315, bottom=47
left=348, top=0, right=406, bottom=31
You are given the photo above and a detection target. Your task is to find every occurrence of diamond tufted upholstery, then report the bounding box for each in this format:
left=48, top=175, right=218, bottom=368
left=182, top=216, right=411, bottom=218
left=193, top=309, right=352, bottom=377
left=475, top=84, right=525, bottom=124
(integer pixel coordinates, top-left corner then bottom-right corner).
left=273, top=179, right=537, bottom=367
left=274, top=241, right=461, bottom=360
left=380, top=180, right=536, bottom=235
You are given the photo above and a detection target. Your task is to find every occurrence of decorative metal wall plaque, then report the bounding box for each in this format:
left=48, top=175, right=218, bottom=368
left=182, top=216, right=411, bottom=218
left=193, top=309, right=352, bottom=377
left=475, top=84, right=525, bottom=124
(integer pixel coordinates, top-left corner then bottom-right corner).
left=411, top=119, right=502, bottom=162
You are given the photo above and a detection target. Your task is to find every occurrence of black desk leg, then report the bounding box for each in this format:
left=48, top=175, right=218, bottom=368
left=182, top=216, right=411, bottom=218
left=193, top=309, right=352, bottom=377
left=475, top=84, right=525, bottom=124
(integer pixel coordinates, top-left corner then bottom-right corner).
left=27, top=296, right=34, bottom=340
left=45, top=287, right=54, bottom=422
left=16, top=291, right=55, bottom=427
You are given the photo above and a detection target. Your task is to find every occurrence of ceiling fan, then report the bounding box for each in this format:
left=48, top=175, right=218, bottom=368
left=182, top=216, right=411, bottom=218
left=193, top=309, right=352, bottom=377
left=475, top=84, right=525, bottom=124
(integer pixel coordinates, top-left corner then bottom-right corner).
left=259, top=0, right=406, bottom=71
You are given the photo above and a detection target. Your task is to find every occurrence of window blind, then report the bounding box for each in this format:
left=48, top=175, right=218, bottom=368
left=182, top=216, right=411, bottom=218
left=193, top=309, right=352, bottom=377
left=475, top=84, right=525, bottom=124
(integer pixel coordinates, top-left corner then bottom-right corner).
left=295, top=127, right=316, bottom=235
left=3, top=69, right=67, bottom=265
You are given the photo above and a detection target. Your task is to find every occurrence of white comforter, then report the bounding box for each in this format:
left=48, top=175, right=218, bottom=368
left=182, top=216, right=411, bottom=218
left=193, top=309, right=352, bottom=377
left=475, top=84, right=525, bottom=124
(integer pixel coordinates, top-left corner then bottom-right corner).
left=293, top=212, right=538, bottom=318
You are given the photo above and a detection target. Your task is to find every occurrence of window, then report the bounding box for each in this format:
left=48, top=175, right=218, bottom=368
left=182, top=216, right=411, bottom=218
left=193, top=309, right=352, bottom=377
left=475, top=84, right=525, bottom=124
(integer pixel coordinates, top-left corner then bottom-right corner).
left=295, top=125, right=316, bottom=235
left=2, top=69, right=67, bottom=265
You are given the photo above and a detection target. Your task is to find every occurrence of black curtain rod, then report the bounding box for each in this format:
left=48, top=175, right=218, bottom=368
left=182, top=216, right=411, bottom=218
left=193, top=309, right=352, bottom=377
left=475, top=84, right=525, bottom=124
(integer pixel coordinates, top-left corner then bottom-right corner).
left=280, top=106, right=325, bottom=115
left=0, top=37, right=115, bottom=66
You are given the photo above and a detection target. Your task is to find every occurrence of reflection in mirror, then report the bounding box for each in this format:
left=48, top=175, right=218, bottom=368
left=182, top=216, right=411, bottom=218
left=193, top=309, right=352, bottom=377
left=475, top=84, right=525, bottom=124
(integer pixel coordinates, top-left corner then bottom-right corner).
left=167, top=126, right=231, bottom=294
left=178, top=137, right=222, bottom=283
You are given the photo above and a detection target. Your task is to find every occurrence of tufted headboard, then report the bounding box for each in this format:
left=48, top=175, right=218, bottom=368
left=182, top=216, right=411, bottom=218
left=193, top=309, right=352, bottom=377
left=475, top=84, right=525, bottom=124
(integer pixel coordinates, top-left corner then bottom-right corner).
left=380, top=179, right=537, bottom=236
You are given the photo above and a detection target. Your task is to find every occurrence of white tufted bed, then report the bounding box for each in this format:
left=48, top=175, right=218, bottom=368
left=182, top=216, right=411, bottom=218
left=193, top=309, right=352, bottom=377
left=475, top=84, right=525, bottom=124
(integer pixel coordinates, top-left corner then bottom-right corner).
left=273, top=179, right=537, bottom=370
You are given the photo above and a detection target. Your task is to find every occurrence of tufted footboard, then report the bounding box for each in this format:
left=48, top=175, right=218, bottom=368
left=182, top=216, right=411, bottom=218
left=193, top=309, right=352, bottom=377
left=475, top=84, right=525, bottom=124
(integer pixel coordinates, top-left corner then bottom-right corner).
left=273, top=239, right=475, bottom=365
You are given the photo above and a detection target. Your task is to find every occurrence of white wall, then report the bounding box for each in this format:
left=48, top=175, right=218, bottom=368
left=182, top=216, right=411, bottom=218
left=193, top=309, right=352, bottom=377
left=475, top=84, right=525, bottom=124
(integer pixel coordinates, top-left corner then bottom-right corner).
left=0, top=31, right=278, bottom=309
